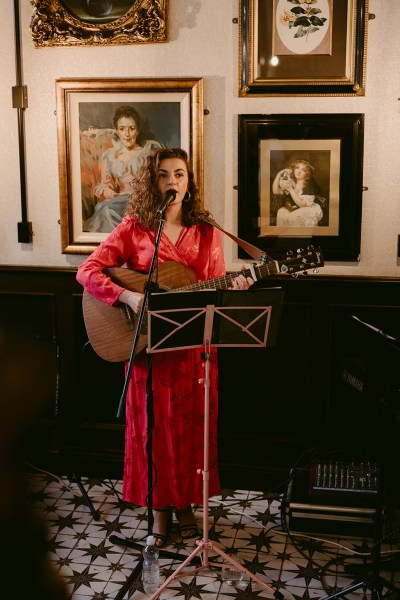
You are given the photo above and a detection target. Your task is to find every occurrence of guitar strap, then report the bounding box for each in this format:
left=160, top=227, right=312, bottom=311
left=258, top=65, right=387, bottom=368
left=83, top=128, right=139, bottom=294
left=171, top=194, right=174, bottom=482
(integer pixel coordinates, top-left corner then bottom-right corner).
left=202, top=216, right=272, bottom=263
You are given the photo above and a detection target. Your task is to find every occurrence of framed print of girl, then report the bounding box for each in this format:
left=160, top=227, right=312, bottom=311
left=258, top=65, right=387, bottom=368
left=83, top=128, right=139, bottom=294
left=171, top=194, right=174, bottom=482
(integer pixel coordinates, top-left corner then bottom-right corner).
left=238, top=113, right=364, bottom=262
left=271, top=159, right=327, bottom=227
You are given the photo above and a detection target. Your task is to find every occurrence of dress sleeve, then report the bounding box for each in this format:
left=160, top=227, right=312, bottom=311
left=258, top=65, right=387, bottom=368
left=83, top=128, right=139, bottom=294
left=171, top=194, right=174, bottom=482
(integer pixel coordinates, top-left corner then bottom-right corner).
left=76, top=219, right=133, bottom=306
left=207, top=227, right=226, bottom=279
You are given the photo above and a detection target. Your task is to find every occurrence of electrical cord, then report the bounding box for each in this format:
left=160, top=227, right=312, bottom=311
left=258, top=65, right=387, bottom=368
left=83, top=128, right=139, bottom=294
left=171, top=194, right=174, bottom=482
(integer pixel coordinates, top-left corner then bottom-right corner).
left=24, top=459, right=128, bottom=507
left=279, top=446, right=400, bottom=599
left=212, top=446, right=400, bottom=567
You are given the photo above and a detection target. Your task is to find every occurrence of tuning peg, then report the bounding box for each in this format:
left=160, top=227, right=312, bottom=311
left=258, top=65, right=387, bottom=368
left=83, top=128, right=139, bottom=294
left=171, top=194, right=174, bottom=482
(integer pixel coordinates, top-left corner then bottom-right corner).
left=297, top=248, right=304, bottom=253
left=286, top=250, right=293, bottom=256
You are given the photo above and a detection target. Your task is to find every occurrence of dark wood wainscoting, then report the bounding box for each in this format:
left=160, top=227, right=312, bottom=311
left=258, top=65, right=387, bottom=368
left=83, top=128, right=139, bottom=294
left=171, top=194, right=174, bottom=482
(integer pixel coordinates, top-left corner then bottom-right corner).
left=1, top=267, right=399, bottom=499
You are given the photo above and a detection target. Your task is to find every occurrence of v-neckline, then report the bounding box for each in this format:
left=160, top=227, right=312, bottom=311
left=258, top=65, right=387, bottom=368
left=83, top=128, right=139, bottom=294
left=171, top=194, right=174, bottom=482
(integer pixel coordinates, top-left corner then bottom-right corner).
left=163, top=224, right=184, bottom=247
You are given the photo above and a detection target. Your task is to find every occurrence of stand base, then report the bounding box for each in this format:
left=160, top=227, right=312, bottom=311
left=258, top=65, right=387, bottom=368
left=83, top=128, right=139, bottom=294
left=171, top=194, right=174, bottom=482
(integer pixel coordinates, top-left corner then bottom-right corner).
left=147, top=538, right=282, bottom=600
left=109, top=535, right=201, bottom=600
left=321, top=574, right=400, bottom=600
left=69, top=471, right=100, bottom=521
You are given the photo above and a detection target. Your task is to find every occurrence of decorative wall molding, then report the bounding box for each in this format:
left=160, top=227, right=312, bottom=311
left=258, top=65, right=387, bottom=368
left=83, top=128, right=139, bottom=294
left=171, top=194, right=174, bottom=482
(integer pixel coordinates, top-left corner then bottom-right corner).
left=2, top=267, right=399, bottom=489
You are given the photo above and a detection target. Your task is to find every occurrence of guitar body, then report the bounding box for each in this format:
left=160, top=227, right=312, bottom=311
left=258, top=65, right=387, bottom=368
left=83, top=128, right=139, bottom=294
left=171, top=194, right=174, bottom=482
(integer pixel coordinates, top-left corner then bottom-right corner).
left=82, top=261, right=197, bottom=362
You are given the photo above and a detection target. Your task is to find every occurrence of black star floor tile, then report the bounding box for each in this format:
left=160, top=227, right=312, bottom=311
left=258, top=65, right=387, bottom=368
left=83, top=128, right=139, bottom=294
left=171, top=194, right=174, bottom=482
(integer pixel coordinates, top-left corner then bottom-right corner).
left=24, top=471, right=400, bottom=600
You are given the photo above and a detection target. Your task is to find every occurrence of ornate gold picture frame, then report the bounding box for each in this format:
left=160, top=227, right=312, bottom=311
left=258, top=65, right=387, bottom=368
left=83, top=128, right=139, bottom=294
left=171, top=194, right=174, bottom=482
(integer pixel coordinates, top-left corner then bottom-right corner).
left=30, top=0, right=167, bottom=47
left=56, top=78, right=203, bottom=254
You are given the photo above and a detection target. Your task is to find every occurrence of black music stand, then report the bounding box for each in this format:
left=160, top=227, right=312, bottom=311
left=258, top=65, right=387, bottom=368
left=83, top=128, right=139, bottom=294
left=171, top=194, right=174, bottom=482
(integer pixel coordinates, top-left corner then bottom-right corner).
left=144, top=286, right=284, bottom=600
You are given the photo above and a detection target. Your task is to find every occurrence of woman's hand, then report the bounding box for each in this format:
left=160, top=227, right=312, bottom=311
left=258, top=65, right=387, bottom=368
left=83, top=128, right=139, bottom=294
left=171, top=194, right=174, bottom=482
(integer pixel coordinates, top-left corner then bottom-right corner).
left=100, top=187, right=120, bottom=201
left=230, top=266, right=254, bottom=290
left=272, top=169, right=289, bottom=195
left=119, top=289, right=144, bottom=313
left=279, top=178, right=292, bottom=192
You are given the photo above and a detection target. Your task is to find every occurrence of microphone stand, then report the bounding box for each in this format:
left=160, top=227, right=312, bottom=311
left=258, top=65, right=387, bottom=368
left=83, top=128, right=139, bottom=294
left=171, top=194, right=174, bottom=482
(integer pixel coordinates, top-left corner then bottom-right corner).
left=116, top=211, right=163, bottom=533
left=116, top=190, right=176, bottom=420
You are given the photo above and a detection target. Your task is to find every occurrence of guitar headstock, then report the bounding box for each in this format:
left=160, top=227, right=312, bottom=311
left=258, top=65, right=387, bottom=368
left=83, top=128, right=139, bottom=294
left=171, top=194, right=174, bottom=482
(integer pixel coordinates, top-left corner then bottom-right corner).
left=278, top=245, right=324, bottom=275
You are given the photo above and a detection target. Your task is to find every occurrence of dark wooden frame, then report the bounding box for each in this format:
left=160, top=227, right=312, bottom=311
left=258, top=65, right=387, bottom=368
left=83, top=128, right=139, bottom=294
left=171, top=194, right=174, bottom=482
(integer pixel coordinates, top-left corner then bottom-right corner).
left=239, top=0, right=369, bottom=97
left=238, top=113, right=365, bottom=262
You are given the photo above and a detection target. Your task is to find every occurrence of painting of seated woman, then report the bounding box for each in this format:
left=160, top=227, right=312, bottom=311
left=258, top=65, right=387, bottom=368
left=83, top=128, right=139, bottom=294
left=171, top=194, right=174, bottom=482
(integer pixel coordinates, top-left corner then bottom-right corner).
left=80, top=104, right=164, bottom=233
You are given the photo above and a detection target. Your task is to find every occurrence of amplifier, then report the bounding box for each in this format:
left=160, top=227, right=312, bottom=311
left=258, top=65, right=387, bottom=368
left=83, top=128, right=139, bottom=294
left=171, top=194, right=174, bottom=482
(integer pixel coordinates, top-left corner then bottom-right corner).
left=282, top=461, right=379, bottom=539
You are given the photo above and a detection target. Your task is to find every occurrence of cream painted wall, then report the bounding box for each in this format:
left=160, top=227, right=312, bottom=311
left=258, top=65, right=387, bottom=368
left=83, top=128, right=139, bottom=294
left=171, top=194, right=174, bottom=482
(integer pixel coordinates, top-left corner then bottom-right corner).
left=0, top=0, right=399, bottom=276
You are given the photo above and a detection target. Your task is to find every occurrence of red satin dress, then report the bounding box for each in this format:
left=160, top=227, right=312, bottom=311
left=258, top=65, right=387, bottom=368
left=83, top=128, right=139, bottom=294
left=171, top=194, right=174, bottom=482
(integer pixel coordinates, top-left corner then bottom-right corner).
left=77, top=215, right=226, bottom=509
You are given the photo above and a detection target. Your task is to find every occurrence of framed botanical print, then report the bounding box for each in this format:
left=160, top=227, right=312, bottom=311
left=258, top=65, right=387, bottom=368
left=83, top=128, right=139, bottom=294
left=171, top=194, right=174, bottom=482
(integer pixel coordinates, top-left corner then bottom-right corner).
left=239, top=0, right=369, bottom=96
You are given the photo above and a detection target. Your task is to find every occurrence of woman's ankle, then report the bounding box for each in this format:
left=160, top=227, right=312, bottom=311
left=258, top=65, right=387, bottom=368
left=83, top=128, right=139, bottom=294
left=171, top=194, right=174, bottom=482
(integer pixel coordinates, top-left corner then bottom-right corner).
left=151, top=507, right=171, bottom=547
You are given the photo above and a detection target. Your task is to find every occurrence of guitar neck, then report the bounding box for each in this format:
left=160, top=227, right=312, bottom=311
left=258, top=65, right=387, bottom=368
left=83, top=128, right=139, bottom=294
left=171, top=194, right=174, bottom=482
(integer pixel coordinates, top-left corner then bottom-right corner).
left=176, top=247, right=323, bottom=292
left=177, top=262, right=279, bottom=292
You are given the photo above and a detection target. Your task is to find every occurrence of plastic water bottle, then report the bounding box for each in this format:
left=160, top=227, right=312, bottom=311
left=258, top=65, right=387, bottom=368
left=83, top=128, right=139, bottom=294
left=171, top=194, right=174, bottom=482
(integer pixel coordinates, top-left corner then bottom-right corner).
left=142, top=535, right=160, bottom=595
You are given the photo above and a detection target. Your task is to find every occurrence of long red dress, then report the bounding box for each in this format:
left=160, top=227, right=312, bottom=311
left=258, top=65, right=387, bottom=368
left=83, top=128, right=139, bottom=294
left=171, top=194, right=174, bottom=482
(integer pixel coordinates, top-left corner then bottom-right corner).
left=77, top=215, right=226, bottom=509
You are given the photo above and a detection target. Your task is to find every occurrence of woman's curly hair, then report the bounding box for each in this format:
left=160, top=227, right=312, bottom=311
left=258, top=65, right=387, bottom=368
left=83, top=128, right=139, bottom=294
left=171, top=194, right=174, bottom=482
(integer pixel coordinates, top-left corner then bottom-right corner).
left=125, top=147, right=211, bottom=228
left=289, top=159, right=321, bottom=196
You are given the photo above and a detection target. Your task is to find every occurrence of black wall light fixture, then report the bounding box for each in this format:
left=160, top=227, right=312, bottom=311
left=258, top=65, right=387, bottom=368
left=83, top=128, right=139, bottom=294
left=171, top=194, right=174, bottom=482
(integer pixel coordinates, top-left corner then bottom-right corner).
left=13, top=0, right=33, bottom=243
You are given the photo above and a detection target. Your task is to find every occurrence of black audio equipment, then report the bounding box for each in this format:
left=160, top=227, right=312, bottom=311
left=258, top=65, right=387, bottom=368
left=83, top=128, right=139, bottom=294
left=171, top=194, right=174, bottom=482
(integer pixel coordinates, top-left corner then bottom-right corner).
left=310, top=460, right=378, bottom=495
left=283, top=459, right=380, bottom=539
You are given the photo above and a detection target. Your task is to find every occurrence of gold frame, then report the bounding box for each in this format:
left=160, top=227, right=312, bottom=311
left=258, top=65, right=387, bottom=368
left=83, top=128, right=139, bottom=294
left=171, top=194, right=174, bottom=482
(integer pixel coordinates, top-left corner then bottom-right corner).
left=239, top=0, right=369, bottom=97
left=30, top=0, right=167, bottom=47
left=56, top=77, right=204, bottom=254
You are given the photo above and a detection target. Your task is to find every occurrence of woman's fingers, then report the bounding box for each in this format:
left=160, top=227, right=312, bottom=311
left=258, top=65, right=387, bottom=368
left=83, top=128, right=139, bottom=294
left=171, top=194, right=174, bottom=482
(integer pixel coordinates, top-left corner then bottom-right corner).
left=232, top=274, right=254, bottom=289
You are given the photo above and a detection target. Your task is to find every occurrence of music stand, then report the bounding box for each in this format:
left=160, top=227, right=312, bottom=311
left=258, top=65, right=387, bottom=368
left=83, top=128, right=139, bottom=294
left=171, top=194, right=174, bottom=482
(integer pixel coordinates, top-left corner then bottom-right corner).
left=145, top=286, right=284, bottom=600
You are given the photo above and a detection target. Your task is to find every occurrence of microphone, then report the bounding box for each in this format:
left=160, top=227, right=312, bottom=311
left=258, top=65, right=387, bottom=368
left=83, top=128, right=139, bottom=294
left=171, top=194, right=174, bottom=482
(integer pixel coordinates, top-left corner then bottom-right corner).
left=156, top=189, right=177, bottom=216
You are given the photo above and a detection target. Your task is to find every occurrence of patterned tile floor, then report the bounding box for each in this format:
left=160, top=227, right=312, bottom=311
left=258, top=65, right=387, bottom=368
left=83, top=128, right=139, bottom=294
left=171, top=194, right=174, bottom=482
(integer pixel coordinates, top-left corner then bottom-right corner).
left=27, top=470, right=400, bottom=600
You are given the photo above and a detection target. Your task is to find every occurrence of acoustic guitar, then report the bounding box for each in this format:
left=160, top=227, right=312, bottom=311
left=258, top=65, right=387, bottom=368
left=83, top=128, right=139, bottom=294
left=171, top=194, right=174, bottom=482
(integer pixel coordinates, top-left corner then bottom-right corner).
left=82, top=246, right=324, bottom=362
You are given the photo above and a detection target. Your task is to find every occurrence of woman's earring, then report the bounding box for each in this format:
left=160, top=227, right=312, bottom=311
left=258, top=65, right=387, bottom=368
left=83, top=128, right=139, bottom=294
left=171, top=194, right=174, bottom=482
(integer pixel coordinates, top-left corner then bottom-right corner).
left=183, top=191, right=191, bottom=203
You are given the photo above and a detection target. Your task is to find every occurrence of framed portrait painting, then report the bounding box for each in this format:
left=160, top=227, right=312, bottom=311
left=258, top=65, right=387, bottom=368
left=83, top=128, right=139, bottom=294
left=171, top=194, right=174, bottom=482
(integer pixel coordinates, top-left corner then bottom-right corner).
left=30, top=0, right=167, bottom=47
left=56, top=78, right=203, bottom=254
left=238, top=114, right=365, bottom=261
left=239, top=0, right=370, bottom=96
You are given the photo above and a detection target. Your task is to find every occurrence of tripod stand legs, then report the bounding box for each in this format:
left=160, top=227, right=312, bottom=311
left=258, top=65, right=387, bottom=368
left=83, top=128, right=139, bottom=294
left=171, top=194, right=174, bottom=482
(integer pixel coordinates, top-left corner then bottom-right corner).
left=146, top=538, right=279, bottom=600
left=69, top=470, right=100, bottom=521
left=321, top=578, right=392, bottom=600
left=321, top=581, right=365, bottom=600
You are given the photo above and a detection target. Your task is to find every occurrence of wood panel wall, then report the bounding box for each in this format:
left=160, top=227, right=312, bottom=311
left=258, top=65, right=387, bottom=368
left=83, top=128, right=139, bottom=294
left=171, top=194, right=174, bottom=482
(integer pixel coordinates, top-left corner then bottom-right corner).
left=1, top=267, right=399, bottom=498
